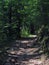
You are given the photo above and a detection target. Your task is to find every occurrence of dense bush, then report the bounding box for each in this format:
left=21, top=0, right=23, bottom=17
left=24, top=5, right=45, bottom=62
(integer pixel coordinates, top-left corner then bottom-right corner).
left=38, top=25, right=49, bottom=54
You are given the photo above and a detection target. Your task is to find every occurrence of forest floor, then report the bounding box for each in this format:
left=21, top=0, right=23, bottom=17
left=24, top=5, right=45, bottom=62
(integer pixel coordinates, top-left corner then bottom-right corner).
left=0, top=37, right=49, bottom=65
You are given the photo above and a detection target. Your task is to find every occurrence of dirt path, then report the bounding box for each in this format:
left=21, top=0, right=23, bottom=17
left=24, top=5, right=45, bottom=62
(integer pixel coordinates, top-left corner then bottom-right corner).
left=3, top=38, right=49, bottom=65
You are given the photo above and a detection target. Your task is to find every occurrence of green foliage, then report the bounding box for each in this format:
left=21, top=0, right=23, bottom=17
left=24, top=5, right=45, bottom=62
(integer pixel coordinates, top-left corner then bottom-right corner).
left=38, top=25, right=49, bottom=54
left=21, top=27, right=29, bottom=37
left=0, top=0, right=49, bottom=55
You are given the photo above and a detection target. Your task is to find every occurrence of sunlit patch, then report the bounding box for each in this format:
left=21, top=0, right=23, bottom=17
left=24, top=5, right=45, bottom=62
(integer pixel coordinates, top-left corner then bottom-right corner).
left=28, top=59, right=43, bottom=65
left=21, top=41, right=29, bottom=43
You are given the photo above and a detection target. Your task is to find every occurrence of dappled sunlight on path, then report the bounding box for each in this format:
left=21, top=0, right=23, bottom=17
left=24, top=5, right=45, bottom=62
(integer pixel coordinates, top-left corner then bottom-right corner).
left=2, top=38, right=49, bottom=65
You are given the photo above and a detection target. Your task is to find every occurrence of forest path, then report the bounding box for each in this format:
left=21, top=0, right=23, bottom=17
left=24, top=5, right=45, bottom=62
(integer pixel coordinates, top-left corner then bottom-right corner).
left=3, top=37, right=49, bottom=65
